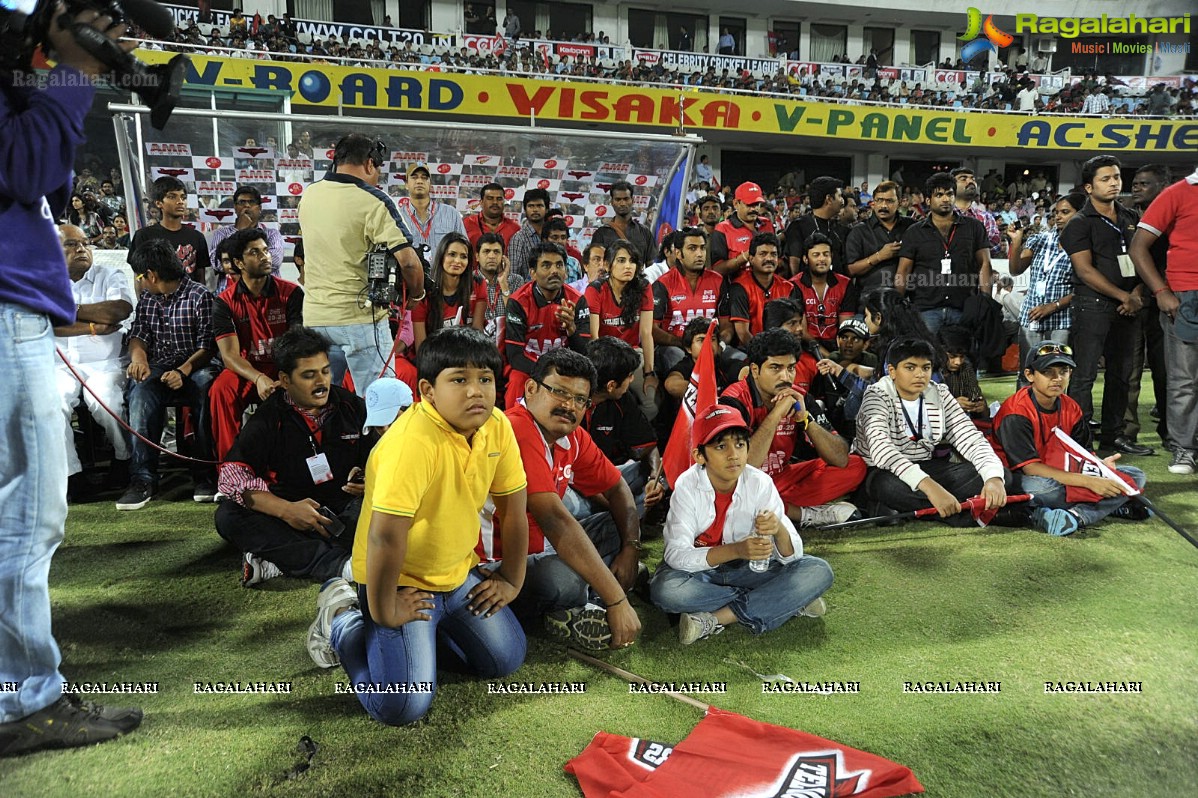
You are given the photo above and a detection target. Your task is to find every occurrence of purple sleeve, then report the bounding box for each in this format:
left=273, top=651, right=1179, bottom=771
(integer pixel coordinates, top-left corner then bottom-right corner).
left=0, top=66, right=95, bottom=204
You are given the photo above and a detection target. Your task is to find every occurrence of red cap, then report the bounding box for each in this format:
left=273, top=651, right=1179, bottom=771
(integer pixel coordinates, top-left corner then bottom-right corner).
left=734, top=182, right=763, bottom=204
left=692, top=405, right=750, bottom=448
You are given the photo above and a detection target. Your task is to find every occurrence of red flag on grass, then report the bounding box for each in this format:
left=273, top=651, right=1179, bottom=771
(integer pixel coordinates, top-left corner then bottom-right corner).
left=1045, top=427, right=1141, bottom=503
left=661, top=319, right=719, bottom=488
left=566, top=708, right=924, bottom=798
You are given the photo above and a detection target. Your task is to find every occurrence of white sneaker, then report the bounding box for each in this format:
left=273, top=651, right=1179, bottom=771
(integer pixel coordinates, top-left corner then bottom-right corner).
left=678, top=611, right=724, bottom=645
left=799, top=501, right=860, bottom=527
left=1168, top=449, right=1196, bottom=475
left=307, top=578, right=358, bottom=668
left=241, top=552, right=284, bottom=587
left=799, top=597, right=828, bottom=618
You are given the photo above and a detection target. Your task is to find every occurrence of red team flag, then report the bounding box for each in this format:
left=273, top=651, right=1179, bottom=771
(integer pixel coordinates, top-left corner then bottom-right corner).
left=566, top=708, right=924, bottom=798
left=1044, top=428, right=1140, bottom=504
left=661, top=319, right=719, bottom=488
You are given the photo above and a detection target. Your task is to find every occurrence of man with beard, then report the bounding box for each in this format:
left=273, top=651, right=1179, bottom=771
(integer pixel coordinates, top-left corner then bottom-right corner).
left=791, top=233, right=855, bottom=355
left=464, top=182, right=520, bottom=252
left=696, top=193, right=723, bottom=268
left=718, top=329, right=864, bottom=527
left=896, top=173, right=993, bottom=335
left=951, top=167, right=1004, bottom=257
left=209, top=185, right=285, bottom=274
left=652, top=227, right=731, bottom=375
left=711, top=182, right=774, bottom=276
left=398, top=163, right=467, bottom=263
left=503, top=242, right=591, bottom=408
left=1060, top=155, right=1152, bottom=457
left=508, top=188, right=552, bottom=289
left=783, top=176, right=846, bottom=276
left=729, top=233, right=795, bottom=347
left=846, top=181, right=914, bottom=294
left=1122, top=165, right=1170, bottom=451
left=209, top=229, right=305, bottom=461
left=54, top=225, right=135, bottom=496
left=590, top=181, right=656, bottom=267
left=470, top=233, right=511, bottom=348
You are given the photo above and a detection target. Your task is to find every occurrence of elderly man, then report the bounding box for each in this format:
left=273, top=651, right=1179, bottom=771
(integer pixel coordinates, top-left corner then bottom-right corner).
left=53, top=225, right=135, bottom=495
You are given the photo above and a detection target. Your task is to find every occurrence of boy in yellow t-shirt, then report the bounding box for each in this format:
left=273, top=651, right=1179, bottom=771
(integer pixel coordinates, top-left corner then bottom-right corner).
left=306, top=327, right=529, bottom=726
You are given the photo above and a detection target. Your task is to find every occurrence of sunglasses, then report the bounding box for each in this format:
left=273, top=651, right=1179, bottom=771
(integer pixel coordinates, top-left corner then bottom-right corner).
left=1034, top=343, right=1073, bottom=357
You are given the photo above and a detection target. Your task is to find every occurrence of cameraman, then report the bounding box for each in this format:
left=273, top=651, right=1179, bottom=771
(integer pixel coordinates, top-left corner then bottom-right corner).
left=0, top=3, right=143, bottom=755
left=299, top=133, right=423, bottom=396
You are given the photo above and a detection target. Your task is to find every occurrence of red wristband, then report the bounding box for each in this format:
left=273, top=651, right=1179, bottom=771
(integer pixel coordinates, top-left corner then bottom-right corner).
left=1153, top=286, right=1170, bottom=296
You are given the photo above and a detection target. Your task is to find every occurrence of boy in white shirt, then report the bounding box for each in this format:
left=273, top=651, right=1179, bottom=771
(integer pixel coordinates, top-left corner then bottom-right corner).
left=650, top=406, right=834, bottom=645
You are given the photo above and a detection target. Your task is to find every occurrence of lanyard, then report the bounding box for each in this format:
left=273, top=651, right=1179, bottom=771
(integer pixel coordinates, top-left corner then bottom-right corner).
left=1097, top=215, right=1128, bottom=251
left=936, top=223, right=957, bottom=257
left=900, top=395, right=925, bottom=441
left=401, top=199, right=435, bottom=242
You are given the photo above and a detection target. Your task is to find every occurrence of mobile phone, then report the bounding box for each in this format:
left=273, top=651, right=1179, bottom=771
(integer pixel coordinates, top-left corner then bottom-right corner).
left=318, top=506, right=346, bottom=537
left=347, top=466, right=365, bottom=484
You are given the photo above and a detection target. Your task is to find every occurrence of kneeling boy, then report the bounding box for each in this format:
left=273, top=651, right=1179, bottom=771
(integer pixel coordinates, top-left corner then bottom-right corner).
left=993, top=344, right=1147, bottom=536
left=650, top=406, right=833, bottom=645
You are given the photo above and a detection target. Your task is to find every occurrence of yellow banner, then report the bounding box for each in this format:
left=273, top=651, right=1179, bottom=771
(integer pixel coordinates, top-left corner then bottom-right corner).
left=139, top=52, right=1198, bottom=153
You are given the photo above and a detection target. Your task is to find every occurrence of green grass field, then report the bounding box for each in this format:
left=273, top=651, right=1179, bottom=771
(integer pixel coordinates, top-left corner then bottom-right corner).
left=3, top=375, right=1197, bottom=797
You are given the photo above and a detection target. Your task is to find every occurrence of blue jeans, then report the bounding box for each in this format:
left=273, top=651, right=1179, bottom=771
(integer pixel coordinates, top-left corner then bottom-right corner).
left=650, top=556, right=834, bottom=634
left=1022, top=466, right=1146, bottom=527
left=563, top=460, right=647, bottom=519
left=920, top=307, right=963, bottom=336
left=0, top=303, right=68, bottom=722
left=126, top=364, right=218, bottom=485
left=331, top=571, right=526, bottom=726
left=314, top=319, right=393, bottom=397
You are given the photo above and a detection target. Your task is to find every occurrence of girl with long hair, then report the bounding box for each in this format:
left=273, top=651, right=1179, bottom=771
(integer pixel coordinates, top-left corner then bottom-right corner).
left=66, top=193, right=103, bottom=242
left=585, top=239, right=658, bottom=420
left=412, top=232, right=476, bottom=352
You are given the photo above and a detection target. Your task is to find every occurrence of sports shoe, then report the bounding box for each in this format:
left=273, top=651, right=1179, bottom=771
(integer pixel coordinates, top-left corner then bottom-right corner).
left=307, top=577, right=358, bottom=669
left=1033, top=507, right=1081, bottom=537
left=799, top=501, right=860, bottom=528
left=193, top=481, right=218, bottom=503
left=678, top=611, right=724, bottom=645
left=241, top=552, right=284, bottom=587
left=1111, top=501, right=1150, bottom=521
left=0, top=694, right=142, bottom=758
left=799, top=597, right=828, bottom=618
left=544, top=604, right=612, bottom=651
left=1168, top=449, right=1196, bottom=475
left=115, top=479, right=153, bottom=511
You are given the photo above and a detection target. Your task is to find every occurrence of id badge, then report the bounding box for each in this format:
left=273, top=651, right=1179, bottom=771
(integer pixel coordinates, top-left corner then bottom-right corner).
left=940, top=257, right=952, bottom=275
left=1036, top=280, right=1048, bottom=297
left=306, top=452, right=334, bottom=484
left=1117, top=252, right=1135, bottom=278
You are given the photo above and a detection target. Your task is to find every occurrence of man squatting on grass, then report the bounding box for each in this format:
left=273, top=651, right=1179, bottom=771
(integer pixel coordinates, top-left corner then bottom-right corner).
left=651, top=406, right=834, bottom=645
left=307, top=328, right=529, bottom=726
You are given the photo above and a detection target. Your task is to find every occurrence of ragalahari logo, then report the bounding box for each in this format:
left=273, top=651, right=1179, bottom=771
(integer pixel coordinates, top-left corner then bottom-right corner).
left=959, top=8, right=1014, bottom=63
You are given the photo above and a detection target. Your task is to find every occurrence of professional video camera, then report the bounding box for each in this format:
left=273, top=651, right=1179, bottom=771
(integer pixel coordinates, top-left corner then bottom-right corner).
left=365, top=243, right=431, bottom=307
left=0, top=0, right=186, bottom=129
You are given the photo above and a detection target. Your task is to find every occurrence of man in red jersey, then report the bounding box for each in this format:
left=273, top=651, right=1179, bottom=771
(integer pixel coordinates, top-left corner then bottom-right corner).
left=652, top=227, right=732, bottom=376
left=718, top=329, right=864, bottom=526
left=711, top=182, right=775, bottom=276
left=503, top=242, right=590, bottom=408
left=463, top=182, right=520, bottom=252
left=209, top=229, right=305, bottom=461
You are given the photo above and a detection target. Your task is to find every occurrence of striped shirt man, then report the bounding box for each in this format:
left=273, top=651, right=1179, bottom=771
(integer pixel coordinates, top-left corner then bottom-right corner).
left=1017, top=230, right=1073, bottom=332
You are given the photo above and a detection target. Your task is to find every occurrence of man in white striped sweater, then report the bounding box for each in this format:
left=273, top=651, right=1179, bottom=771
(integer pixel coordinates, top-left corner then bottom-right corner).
left=854, top=337, right=1021, bottom=527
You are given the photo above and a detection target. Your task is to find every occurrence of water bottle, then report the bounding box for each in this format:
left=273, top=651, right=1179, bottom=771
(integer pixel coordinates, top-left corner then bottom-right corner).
left=749, top=533, right=771, bottom=572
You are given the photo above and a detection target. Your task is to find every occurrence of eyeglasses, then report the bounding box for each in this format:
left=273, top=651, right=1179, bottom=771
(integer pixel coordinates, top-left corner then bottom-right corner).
left=62, top=239, right=92, bottom=251
left=1034, top=343, right=1073, bottom=357
left=535, top=379, right=592, bottom=409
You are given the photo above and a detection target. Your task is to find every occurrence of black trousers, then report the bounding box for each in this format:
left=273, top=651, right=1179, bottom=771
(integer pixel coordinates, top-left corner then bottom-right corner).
left=862, top=459, right=1025, bottom=528
left=1066, top=295, right=1137, bottom=444
left=1124, top=303, right=1168, bottom=442
left=215, top=497, right=361, bottom=581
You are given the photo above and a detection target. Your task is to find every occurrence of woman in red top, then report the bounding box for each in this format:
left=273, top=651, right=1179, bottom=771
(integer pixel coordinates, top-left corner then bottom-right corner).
left=413, top=232, right=475, bottom=352
left=585, top=239, right=658, bottom=420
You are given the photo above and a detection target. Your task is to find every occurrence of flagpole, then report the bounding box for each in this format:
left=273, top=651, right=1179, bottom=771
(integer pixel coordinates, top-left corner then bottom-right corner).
left=568, top=648, right=712, bottom=712
left=1136, top=497, right=1198, bottom=551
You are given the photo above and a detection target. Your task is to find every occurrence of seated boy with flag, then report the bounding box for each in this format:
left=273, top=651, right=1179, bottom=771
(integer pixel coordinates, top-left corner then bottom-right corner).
left=993, top=343, right=1148, bottom=537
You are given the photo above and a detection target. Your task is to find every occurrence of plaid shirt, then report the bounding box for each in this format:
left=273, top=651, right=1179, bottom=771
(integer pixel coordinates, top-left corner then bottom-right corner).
left=959, top=202, right=1005, bottom=256
left=1018, top=230, right=1073, bottom=332
left=128, top=278, right=215, bottom=368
